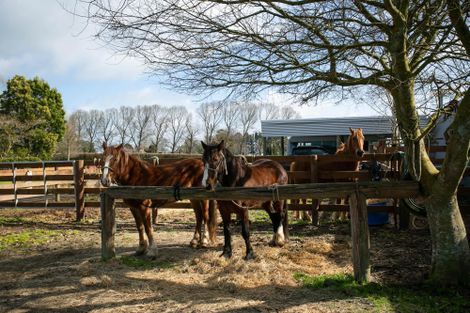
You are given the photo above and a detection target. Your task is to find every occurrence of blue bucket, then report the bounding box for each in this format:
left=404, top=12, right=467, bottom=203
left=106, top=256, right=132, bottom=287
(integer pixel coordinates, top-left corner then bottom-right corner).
left=368, top=202, right=390, bottom=226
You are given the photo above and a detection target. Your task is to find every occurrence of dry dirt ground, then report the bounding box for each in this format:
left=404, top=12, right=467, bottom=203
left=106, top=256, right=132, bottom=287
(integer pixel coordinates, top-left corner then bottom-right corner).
left=0, top=207, right=467, bottom=313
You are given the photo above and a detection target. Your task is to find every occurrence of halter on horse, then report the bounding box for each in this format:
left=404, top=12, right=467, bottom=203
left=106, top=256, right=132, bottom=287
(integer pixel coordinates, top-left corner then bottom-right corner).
left=101, top=143, right=217, bottom=258
left=201, top=140, right=289, bottom=260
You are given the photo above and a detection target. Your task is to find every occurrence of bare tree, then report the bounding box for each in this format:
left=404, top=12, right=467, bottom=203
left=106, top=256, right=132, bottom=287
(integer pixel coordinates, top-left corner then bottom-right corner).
left=280, top=106, right=300, bottom=120
left=182, top=113, right=199, bottom=153
left=238, top=102, right=259, bottom=154
left=150, top=104, right=169, bottom=153
left=69, top=110, right=88, bottom=150
left=114, top=106, right=135, bottom=146
left=83, top=110, right=101, bottom=152
left=197, top=101, right=224, bottom=143
left=98, top=108, right=116, bottom=147
left=259, top=102, right=279, bottom=121
left=222, top=101, right=240, bottom=138
left=79, top=0, right=470, bottom=283
left=167, top=106, right=189, bottom=153
left=129, top=105, right=153, bottom=152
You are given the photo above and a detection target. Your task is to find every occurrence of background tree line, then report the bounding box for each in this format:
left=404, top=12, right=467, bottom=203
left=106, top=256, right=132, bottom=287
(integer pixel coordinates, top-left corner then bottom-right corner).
left=57, top=101, right=299, bottom=158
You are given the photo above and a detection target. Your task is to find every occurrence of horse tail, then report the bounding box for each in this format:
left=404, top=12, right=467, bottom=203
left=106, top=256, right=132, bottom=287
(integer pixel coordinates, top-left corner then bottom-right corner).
left=208, top=200, right=218, bottom=244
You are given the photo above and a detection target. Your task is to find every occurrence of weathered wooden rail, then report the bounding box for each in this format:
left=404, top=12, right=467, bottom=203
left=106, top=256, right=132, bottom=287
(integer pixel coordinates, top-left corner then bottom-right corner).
left=100, top=181, right=421, bottom=283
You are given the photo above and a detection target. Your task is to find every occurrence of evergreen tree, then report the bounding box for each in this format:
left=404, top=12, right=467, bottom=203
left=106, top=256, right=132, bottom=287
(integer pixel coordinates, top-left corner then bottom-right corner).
left=0, top=75, right=65, bottom=159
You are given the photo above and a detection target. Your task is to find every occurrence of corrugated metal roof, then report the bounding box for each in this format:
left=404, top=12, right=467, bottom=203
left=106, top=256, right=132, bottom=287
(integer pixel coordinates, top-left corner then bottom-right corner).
left=261, top=116, right=428, bottom=137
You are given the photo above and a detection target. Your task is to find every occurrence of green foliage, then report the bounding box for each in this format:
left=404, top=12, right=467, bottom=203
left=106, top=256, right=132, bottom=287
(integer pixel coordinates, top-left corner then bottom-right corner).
left=0, top=229, right=62, bottom=251
left=294, top=273, right=470, bottom=313
left=0, top=216, right=26, bottom=224
left=0, top=75, right=65, bottom=159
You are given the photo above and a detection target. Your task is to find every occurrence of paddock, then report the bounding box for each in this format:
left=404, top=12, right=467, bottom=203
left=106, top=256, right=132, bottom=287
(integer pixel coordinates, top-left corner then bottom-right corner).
left=3, top=206, right=465, bottom=313
left=1, top=153, right=469, bottom=312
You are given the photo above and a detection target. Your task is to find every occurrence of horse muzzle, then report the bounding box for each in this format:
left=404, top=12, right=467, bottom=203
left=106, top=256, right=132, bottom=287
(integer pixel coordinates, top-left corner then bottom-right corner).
left=357, top=150, right=365, bottom=157
left=101, top=177, right=110, bottom=187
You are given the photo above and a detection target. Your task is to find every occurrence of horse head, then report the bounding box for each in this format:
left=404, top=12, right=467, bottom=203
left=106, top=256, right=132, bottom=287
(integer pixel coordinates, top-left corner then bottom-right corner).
left=349, top=127, right=365, bottom=157
left=201, top=140, right=227, bottom=191
left=101, top=142, right=128, bottom=187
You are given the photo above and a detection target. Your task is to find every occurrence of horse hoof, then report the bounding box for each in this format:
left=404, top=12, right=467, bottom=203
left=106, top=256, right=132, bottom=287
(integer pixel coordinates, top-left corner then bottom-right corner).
left=189, top=239, right=198, bottom=248
left=244, top=252, right=255, bottom=260
left=134, top=249, right=148, bottom=256
left=220, top=251, right=232, bottom=259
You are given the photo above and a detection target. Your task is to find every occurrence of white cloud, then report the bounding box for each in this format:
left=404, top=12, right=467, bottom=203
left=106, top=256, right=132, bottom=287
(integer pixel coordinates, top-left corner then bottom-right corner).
left=0, top=0, right=145, bottom=81
left=75, top=86, right=196, bottom=113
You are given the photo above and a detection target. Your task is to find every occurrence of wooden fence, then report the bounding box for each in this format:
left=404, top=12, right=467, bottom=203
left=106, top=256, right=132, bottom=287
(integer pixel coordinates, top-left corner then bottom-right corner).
left=1, top=151, right=468, bottom=222
left=100, top=181, right=421, bottom=283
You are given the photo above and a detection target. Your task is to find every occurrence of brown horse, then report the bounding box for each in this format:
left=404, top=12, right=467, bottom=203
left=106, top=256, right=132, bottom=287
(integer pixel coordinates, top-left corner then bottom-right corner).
left=290, top=128, right=365, bottom=222
left=101, top=143, right=217, bottom=258
left=201, top=140, right=289, bottom=260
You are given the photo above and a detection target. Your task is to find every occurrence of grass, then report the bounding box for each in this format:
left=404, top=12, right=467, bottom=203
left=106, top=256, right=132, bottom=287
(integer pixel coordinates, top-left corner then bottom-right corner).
left=0, top=216, right=26, bottom=224
left=294, top=273, right=470, bottom=313
left=0, top=229, right=63, bottom=251
left=118, top=255, right=175, bottom=270
left=250, top=210, right=271, bottom=224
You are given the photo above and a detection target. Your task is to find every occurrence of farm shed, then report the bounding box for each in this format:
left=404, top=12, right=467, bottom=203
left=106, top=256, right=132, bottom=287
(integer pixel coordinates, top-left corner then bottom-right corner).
left=261, top=116, right=429, bottom=155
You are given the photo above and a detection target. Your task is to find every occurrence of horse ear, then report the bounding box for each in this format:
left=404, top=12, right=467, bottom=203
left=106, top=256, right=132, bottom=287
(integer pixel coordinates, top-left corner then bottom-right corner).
left=349, top=127, right=354, bottom=134
left=217, top=140, right=225, bottom=151
left=201, top=141, right=207, bottom=150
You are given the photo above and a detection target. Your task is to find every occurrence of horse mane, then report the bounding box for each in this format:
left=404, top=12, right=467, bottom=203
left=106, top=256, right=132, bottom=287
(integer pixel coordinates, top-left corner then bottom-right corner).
left=117, top=147, right=153, bottom=176
left=238, top=155, right=250, bottom=166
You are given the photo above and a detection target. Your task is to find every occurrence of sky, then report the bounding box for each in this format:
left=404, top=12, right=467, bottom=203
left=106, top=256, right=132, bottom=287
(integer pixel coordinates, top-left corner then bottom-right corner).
left=0, top=0, right=379, bottom=127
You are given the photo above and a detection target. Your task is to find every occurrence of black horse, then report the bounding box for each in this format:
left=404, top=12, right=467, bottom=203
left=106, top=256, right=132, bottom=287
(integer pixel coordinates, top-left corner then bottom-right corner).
left=201, top=140, right=289, bottom=259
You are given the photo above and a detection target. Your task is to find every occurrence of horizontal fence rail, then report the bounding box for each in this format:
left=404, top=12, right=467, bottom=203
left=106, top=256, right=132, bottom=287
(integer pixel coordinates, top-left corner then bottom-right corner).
left=103, top=181, right=420, bottom=201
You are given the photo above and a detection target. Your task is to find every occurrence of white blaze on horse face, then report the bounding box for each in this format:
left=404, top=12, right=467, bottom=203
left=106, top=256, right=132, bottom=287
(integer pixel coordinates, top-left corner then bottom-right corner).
left=202, top=162, right=209, bottom=187
left=101, top=155, right=113, bottom=186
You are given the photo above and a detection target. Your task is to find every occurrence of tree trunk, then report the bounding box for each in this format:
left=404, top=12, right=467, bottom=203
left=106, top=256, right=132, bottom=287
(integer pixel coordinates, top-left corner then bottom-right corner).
left=426, top=193, right=469, bottom=284
left=391, top=82, right=470, bottom=285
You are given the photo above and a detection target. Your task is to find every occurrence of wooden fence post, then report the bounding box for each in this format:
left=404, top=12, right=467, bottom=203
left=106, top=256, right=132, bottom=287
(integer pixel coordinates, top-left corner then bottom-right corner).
left=349, top=190, right=370, bottom=283
left=310, top=155, right=320, bottom=225
left=74, top=160, right=85, bottom=221
left=101, top=192, right=116, bottom=260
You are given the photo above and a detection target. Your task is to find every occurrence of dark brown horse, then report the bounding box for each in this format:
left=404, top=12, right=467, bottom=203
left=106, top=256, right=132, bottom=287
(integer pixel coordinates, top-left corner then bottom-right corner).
left=201, top=140, right=289, bottom=260
left=290, top=128, right=365, bottom=221
left=101, top=143, right=217, bottom=258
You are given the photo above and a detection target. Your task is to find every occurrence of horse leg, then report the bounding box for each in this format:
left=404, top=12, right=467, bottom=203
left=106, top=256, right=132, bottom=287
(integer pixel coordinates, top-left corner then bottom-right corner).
left=208, top=200, right=218, bottom=245
left=282, top=200, right=290, bottom=242
left=302, top=199, right=313, bottom=223
left=265, top=201, right=285, bottom=247
left=152, top=207, right=158, bottom=225
left=190, top=200, right=202, bottom=248
left=200, top=200, right=211, bottom=247
left=220, top=207, right=233, bottom=259
left=292, top=198, right=300, bottom=220
left=141, top=202, right=157, bottom=258
left=129, top=204, right=148, bottom=256
left=240, top=209, right=254, bottom=260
